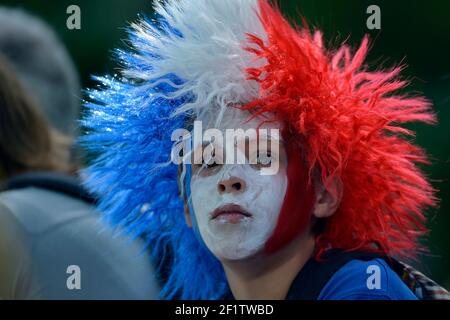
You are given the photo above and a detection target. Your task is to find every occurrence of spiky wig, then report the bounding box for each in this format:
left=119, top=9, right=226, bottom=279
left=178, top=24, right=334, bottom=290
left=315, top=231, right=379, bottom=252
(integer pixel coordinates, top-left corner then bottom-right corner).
left=81, top=0, right=437, bottom=299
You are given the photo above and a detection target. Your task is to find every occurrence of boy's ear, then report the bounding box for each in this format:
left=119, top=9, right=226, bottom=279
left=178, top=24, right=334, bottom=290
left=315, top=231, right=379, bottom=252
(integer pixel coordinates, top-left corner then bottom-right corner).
left=312, top=176, right=343, bottom=219
left=184, top=204, right=193, bottom=228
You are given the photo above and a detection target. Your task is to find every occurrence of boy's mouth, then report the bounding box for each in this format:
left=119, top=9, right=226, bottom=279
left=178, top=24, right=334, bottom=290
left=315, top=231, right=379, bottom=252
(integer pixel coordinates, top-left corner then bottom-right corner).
left=211, top=204, right=252, bottom=224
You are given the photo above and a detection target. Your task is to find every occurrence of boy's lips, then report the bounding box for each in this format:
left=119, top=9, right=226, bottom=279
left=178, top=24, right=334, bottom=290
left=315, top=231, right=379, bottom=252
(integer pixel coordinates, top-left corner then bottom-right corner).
left=211, top=204, right=252, bottom=221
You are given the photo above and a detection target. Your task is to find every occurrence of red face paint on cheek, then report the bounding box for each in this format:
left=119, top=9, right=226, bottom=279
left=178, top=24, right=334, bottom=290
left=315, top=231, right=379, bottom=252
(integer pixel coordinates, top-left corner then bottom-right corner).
left=264, top=128, right=316, bottom=254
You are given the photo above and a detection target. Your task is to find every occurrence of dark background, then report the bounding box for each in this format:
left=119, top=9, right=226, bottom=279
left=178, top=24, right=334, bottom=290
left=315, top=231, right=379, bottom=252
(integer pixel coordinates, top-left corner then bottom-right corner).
left=1, top=0, right=449, bottom=288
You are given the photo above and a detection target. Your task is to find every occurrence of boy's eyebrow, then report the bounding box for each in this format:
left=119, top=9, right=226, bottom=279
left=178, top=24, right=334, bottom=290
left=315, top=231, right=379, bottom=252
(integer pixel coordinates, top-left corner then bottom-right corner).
left=192, top=131, right=284, bottom=150
left=235, top=135, right=284, bottom=145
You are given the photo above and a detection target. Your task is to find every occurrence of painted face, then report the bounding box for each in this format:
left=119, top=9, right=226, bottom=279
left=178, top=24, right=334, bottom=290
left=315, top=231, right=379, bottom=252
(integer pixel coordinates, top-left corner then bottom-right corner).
left=189, top=108, right=288, bottom=261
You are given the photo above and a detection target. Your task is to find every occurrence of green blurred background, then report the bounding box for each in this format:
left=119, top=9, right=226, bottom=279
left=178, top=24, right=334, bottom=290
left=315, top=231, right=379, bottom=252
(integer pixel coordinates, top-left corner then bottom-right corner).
left=2, top=0, right=448, bottom=288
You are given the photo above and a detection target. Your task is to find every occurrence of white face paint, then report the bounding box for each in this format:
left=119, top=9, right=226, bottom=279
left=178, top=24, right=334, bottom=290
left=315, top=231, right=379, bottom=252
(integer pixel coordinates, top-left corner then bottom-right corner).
left=189, top=108, right=288, bottom=261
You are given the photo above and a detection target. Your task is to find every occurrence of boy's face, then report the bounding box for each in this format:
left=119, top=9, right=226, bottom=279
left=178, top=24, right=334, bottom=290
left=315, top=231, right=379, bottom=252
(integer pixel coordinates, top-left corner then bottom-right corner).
left=188, top=108, right=288, bottom=261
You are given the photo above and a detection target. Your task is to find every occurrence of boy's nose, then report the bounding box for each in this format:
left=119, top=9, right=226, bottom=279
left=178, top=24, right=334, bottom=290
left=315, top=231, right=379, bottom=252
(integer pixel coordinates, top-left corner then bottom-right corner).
left=217, top=176, right=246, bottom=194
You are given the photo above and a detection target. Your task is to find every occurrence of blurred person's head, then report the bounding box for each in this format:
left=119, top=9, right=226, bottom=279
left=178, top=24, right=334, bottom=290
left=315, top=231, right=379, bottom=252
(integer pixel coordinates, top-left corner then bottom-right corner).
left=0, top=55, right=72, bottom=180
left=0, top=7, right=81, bottom=137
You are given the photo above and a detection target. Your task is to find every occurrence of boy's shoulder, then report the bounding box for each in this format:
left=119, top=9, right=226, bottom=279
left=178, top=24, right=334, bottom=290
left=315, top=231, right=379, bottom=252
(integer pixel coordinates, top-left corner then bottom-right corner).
left=286, top=250, right=422, bottom=300
left=317, top=258, right=417, bottom=300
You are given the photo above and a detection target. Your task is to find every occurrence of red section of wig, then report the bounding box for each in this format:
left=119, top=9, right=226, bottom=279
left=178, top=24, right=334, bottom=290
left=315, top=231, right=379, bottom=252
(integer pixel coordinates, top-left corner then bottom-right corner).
left=245, top=0, right=437, bottom=259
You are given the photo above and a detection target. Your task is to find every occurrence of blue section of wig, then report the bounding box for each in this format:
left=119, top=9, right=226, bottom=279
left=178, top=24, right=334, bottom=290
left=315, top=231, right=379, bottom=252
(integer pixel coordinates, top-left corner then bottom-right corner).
left=79, top=16, right=229, bottom=299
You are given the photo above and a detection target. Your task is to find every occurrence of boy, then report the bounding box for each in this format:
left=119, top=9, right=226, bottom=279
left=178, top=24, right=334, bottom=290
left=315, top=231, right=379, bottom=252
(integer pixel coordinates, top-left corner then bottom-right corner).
left=82, top=0, right=449, bottom=299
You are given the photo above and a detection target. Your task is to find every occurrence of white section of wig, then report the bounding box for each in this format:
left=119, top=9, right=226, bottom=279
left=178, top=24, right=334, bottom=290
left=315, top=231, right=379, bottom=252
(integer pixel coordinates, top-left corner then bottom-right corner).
left=126, top=0, right=266, bottom=127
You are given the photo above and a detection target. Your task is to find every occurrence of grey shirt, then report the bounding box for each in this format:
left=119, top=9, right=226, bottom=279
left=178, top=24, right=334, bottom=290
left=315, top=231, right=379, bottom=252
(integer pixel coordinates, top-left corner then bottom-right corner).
left=0, top=186, right=160, bottom=300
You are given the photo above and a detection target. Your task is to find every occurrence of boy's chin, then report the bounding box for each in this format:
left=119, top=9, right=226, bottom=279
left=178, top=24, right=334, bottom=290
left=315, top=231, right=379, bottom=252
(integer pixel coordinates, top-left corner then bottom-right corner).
left=211, top=243, right=266, bottom=262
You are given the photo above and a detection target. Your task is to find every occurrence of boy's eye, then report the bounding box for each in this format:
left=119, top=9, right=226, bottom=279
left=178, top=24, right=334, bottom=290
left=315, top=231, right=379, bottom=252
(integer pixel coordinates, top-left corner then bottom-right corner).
left=257, top=151, right=272, bottom=165
left=251, top=150, right=274, bottom=169
left=203, top=158, right=219, bottom=169
left=193, top=147, right=223, bottom=176
left=203, top=147, right=220, bottom=169
left=192, top=157, right=221, bottom=177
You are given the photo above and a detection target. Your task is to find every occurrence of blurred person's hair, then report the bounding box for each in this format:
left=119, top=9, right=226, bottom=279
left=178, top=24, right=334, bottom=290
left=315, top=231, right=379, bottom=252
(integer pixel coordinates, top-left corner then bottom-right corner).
left=0, top=55, right=73, bottom=177
left=0, top=7, right=81, bottom=137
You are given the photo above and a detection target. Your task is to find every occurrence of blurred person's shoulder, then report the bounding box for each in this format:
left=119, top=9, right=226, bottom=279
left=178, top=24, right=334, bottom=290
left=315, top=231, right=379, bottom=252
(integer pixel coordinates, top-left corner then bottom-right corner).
left=0, top=202, right=41, bottom=299
left=0, top=172, right=95, bottom=233
left=0, top=172, right=161, bottom=300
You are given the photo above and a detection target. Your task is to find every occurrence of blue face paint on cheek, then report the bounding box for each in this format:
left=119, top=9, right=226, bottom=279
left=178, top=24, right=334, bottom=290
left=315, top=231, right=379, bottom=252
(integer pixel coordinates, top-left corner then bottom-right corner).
left=184, top=164, right=209, bottom=248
